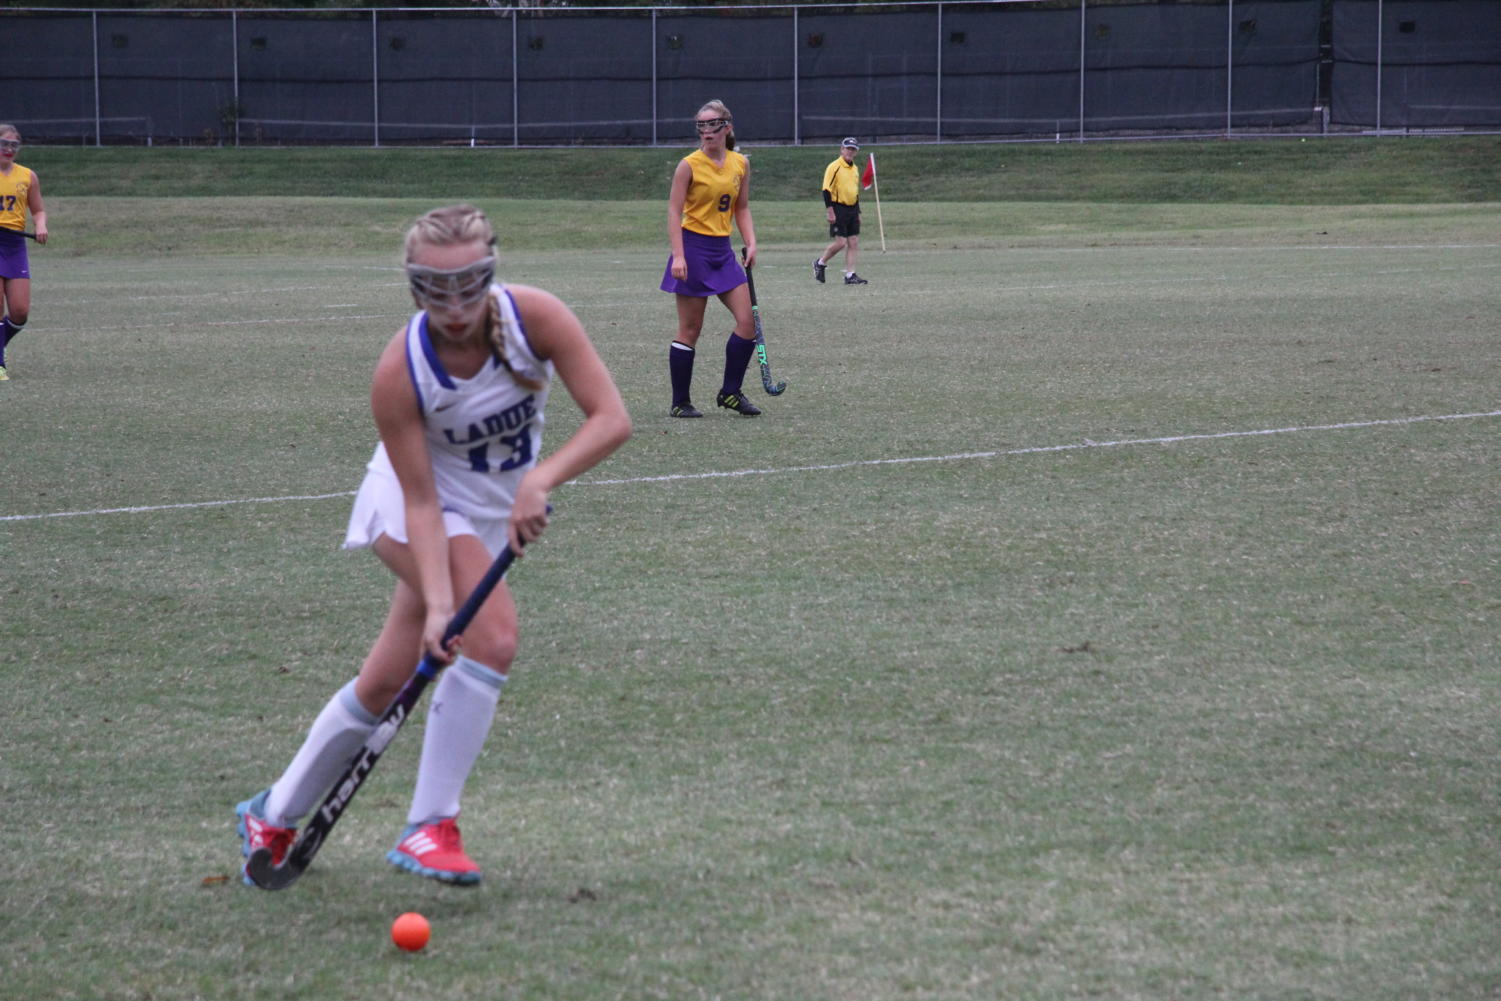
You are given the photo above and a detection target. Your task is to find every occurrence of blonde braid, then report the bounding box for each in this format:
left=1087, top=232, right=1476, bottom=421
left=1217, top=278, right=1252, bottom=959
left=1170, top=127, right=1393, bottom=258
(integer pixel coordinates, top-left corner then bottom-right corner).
left=487, top=288, right=545, bottom=392
left=405, top=204, right=543, bottom=391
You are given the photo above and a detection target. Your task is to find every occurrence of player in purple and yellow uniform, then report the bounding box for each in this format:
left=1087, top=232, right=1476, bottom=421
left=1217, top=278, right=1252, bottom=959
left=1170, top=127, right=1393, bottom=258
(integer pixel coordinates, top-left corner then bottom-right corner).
left=0, top=124, right=48, bottom=381
left=660, top=100, right=763, bottom=418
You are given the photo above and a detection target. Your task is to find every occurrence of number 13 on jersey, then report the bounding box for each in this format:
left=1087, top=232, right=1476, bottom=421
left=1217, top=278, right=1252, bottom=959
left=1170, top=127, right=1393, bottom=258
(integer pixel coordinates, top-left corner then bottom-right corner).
left=466, top=431, right=533, bottom=473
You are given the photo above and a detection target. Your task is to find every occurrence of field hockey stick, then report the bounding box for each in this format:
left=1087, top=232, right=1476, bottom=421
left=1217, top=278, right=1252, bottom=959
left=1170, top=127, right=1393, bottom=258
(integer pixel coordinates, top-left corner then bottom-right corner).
left=245, top=524, right=540, bottom=890
left=12, top=231, right=37, bottom=241
left=740, top=247, right=787, bottom=396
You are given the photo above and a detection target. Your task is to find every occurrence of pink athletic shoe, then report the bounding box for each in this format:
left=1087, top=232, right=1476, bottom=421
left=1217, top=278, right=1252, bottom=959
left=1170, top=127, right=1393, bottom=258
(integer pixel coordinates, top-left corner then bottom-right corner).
left=387, top=817, right=481, bottom=885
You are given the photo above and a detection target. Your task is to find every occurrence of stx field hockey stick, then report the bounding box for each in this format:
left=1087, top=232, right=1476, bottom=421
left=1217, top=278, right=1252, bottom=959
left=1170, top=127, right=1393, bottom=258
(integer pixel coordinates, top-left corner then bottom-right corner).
left=740, top=248, right=787, bottom=396
left=245, top=527, right=538, bottom=890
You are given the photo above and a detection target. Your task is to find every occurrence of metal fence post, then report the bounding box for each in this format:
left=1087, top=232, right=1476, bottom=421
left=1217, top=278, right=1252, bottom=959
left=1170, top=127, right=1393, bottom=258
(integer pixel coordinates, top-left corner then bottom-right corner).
left=232, top=10, right=240, bottom=147
left=651, top=9, right=658, bottom=146
left=1375, top=0, right=1383, bottom=131
left=512, top=12, right=519, bottom=147
left=1226, top=0, right=1234, bottom=136
left=371, top=10, right=380, bottom=147
left=936, top=2, right=943, bottom=142
left=792, top=7, right=800, bottom=145
left=1078, top=0, right=1087, bottom=140
left=92, top=11, right=101, bottom=146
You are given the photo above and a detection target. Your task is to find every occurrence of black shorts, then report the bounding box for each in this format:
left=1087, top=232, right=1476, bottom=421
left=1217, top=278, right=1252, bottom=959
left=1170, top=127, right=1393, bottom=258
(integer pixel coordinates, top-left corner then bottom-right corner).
left=828, top=203, right=861, bottom=239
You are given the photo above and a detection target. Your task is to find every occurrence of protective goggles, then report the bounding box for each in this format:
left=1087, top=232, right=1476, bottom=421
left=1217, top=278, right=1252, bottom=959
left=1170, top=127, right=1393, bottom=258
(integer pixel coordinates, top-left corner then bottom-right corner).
left=0, top=139, right=20, bottom=151
left=694, top=118, right=730, bottom=135
left=407, top=255, right=496, bottom=309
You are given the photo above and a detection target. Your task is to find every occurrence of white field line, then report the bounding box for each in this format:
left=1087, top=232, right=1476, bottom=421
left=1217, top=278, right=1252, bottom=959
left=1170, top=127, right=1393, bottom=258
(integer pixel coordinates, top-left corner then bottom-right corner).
left=4, top=410, right=1498, bottom=524
left=0, top=491, right=360, bottom=523
left=583, top=410, right=1501, bottom=485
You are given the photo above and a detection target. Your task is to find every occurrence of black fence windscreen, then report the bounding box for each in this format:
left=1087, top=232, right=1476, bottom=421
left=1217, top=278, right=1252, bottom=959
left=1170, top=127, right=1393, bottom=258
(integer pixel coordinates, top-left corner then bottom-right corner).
left=1332, top=0, right=1501, bottom=128
left=1, top=1, right=1494, bottom=147
left=375, top=14, right=516, bottom=146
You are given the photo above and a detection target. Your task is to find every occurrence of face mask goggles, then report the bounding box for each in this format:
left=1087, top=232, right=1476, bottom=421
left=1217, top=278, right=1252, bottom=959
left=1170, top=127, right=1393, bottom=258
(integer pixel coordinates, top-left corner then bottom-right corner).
left=695, top=118, right=730, bottom=136
left=406, top=255, right=496, bottom=310
left=0, top=139, right=20, bottom=152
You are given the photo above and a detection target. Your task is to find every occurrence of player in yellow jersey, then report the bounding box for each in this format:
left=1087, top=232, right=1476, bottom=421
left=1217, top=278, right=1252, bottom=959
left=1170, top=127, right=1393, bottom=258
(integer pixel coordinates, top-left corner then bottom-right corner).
left=659, top=100, right=762, bottom=418
left=0, top=124, right=47, bottom=380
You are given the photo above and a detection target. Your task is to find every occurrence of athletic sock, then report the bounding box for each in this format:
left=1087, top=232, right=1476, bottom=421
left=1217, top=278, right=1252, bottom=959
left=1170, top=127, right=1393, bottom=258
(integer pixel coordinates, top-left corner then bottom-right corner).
left=721, top=332, right=756, bottom=395
left=0, top=317, right=10, bottom=366
left=264, top=678, right=379, bottom=826
left=669, top=341, right=696, bottom=405
left=2, top=320, right=23, bottom=367
left=407, top=656, right=506, bottom=824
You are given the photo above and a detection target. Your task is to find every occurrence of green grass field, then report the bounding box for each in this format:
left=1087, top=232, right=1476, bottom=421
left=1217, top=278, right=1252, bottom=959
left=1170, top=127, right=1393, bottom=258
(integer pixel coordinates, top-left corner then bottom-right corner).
left=3, top=141, right=1500, bottom=1000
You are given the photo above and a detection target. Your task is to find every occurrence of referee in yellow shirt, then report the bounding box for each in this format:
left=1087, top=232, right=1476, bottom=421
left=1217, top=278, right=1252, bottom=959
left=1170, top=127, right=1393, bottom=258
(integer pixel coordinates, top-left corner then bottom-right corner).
left=813, top=137, right=867, bottom=286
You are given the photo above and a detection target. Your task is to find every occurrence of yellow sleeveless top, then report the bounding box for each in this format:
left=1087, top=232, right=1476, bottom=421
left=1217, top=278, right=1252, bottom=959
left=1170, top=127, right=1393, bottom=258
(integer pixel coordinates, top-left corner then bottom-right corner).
left=679, top=150, right=747, bottom=237
left=0, top=165, right=35, bottom=232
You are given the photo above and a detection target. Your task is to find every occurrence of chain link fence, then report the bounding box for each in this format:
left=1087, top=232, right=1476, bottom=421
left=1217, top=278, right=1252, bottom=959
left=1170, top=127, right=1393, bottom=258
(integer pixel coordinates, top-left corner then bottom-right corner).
left=3, top=0, right=1497, bottom=147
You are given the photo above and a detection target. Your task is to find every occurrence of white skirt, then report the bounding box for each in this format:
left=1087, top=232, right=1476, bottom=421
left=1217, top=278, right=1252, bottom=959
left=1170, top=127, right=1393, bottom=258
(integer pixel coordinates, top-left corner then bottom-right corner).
left=342, top=466, right=509, bottom=556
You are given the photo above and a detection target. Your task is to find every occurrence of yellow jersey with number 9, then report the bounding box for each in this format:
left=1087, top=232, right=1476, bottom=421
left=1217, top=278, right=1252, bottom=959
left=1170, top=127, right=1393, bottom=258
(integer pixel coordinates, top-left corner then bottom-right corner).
left=0, top=166, right=34, bottom=232
left=679, top=150, right=747, bottom=238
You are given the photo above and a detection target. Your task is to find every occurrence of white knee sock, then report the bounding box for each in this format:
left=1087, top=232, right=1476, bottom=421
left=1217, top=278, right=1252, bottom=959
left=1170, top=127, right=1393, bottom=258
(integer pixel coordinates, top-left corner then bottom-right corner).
left=265, top=679, right=378, bottom=826
left=406, top=656, right=506, bottom=825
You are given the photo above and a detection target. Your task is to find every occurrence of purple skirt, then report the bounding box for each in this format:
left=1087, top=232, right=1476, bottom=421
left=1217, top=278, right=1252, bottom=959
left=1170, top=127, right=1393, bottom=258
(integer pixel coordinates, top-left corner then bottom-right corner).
left=660, top=229, right=746, bottom=297
left=0, top=230, right=30, bottom=280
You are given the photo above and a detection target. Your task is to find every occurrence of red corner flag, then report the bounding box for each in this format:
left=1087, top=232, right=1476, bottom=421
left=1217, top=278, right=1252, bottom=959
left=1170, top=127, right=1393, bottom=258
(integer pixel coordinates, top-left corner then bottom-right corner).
left=861, top=152, right=876, bottom=191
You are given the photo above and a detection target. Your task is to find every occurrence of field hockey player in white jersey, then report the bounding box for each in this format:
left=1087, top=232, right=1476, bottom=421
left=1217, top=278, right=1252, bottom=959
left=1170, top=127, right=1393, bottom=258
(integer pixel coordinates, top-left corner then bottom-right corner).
left=237, top=204, right=631, bottom=886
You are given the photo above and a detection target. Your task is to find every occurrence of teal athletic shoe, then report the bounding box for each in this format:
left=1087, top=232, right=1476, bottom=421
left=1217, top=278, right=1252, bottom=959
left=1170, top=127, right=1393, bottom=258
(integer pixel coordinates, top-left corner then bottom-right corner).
left=236, top=789, right=295, bottom=888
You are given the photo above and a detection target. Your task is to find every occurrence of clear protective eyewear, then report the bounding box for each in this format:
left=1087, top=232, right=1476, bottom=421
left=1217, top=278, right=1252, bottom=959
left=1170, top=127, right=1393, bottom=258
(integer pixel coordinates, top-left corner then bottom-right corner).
left=695, top=118, right=730, bottom=135
left=407, top=255, right=496, bottom=310
left=0, top=139, right=20, bottom=152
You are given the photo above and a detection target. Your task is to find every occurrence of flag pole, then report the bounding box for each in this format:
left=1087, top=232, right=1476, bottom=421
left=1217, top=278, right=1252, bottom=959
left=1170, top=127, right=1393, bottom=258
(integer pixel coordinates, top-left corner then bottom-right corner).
left=868, top=153, right=886, bottom=252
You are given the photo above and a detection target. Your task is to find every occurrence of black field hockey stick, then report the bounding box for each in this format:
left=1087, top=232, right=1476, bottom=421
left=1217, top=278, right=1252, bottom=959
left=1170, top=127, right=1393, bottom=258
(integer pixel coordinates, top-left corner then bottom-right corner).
left=740, top=247, right=787, bottom=396
left=245, top=528, right=538, bottom=890
left=12, top=230, right=38, bottom=241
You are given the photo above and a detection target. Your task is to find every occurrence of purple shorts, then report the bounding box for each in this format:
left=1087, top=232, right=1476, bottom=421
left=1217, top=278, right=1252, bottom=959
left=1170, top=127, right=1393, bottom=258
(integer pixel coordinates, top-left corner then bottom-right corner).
left=0, top=230, right=29, bottom=280
left=660, top=229, right=746, bottom=298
